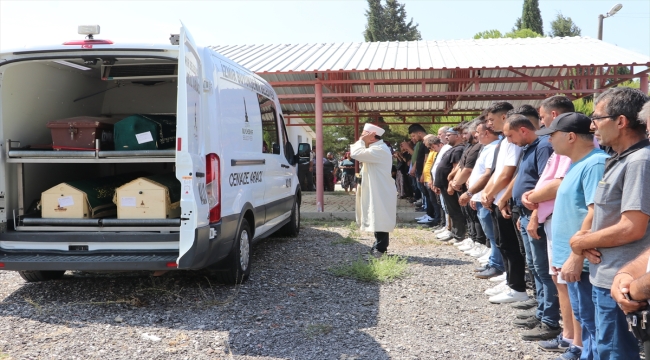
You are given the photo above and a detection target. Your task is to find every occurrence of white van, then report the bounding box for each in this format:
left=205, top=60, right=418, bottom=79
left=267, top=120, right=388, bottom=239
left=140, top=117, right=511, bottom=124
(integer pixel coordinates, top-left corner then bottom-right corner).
left=0, top=25, right=303, bottom=284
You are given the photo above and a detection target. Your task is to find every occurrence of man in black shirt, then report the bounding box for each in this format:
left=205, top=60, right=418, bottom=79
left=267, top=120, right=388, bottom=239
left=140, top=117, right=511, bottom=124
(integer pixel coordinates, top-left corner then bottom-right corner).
left=451, top=120, right=487, bottom=251
left=433, top=126, right=466, bottom=241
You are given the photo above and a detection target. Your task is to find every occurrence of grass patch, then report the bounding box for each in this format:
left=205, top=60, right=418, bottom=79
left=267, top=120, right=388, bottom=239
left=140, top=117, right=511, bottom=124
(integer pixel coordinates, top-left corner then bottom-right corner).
left=332, top=236, right=356, bottom=245
left=304, top=323, right=333, bottom=338
left=0, top=353, right=11, bottom=360
left=331, top=255, right=409, bottom=283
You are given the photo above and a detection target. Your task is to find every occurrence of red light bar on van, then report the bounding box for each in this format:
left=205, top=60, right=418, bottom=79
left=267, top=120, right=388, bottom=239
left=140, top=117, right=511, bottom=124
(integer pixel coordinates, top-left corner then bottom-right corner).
left=166, top=262, right=177, bottom=268
left=0, top=263, right=4, bottom=268
left=63, top=39, right=114, bottom=45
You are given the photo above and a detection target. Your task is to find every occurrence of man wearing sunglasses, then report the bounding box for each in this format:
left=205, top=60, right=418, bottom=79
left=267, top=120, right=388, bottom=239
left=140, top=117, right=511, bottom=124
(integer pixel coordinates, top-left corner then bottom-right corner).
left=569, top=87, right=650, bottom=360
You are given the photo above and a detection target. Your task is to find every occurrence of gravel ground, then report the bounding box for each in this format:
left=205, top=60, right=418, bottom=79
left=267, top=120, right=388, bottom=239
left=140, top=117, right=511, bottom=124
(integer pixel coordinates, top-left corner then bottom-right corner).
left=0, top=222, right=559, bottom=360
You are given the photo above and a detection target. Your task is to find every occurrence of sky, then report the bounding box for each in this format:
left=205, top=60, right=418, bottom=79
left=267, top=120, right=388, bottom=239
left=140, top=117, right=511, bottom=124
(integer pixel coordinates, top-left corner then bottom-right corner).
left=1, top=0, right=649, bottom=58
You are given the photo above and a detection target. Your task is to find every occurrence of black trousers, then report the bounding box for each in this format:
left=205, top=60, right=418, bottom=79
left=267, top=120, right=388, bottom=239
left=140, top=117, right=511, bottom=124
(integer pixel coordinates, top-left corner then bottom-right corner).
left=440, top=190, right=467, bottom=240
left=510, top=208, right=527, bottom=260
left=373, top=232, right=389, bottom=253
left=461, top=201, right=487, bottom=245
left=490, top=203, right=527, bottom=293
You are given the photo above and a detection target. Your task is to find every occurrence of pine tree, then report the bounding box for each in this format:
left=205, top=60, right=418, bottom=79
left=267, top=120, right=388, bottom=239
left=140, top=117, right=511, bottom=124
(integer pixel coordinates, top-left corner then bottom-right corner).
left=521, top=0, right=543, bottom=35
left=550, top=12, right=582, bottom=37
left=364, top=0, right=421, bottom=42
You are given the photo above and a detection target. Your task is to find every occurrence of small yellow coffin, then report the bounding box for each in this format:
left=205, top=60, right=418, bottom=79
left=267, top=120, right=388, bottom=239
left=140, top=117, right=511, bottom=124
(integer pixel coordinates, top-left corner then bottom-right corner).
left=113, top=174, right=181, bottom=219
left=42, top=183, right=92, bottom=218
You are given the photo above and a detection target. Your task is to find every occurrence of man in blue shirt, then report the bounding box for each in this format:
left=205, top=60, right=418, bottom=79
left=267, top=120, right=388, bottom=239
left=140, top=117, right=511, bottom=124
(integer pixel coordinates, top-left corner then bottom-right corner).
left=541, top=112, right=610, bottom=360
left=504, top=115, right=558, bottom=341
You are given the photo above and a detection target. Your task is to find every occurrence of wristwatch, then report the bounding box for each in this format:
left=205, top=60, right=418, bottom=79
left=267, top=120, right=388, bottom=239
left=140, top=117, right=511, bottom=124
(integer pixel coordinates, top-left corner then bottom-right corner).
left=465, top=191, right=474, bottom=197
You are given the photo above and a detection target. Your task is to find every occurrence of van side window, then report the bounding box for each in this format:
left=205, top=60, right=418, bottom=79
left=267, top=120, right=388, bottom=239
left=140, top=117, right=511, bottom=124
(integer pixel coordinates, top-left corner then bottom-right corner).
left=258, top=94, right=279, bottom=154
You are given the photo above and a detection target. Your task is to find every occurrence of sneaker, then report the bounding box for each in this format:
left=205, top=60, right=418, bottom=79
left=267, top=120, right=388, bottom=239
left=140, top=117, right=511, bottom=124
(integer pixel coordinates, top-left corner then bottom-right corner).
left=538, top=334, right=571, bottom=352
left=489, top=289, right=529, bottom=304
left=478, top=251, right=491, bottom=262
left=479, top=259, right=489, bottom=266
left=430, top=225, right=444, bottom=231
left=436, top=230, right=452, bottom=239
left=459, top=242, right=475, bottom=251
left=490, top=272, right=507, bottom=283
left=513, top=316, right=541, bottom=329
left=511, top=298, right=538, bottom=310
left=484, top=281, right=509, bottom=296
left=415, top=215, right=427, bottom=221
left=469, top=245, right=487, bottom=257
left=474, top=264, right=489, bottom=272
left=437, top=234, right=455, bottom=242
left=554, top=346, right=581, bottom=360
left=413, top=200, right=422, bottom=206
left=475, top=267, right=503, bottom=279
left=521, top=322, right=562, bottom=341
left=417, top=216, right=434, bottom=224
left=515, top=308, right=538, bottom=319
left=474, top=247, right=490, bottom=259
left=454, top=238, right=473, bottom=247
left=433, top=227, right=448, bottom=235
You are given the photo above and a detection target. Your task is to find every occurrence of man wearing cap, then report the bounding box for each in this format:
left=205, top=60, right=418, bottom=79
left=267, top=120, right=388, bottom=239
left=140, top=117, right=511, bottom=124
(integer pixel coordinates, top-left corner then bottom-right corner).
left=567, top=87, right=650, bottom=360
left=350, top=123, right=397, bottom=258
left=540, top=112, right=609, bottom=360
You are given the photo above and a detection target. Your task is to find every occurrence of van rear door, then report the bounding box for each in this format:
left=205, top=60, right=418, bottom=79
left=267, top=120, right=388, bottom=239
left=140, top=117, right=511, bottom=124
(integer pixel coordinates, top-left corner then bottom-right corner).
left=176, top=23, right=209, bottom=266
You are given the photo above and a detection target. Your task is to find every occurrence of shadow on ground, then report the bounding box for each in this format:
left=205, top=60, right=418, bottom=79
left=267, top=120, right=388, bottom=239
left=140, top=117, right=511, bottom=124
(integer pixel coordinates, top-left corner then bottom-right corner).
left=0, top=227, right=398, bottom=359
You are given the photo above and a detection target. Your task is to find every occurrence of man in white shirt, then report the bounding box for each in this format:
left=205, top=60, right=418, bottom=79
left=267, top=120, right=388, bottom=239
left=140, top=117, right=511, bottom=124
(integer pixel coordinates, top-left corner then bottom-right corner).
left=481, top=102, right=528, bottom=304
left=459, top=119, right=504, bottom=278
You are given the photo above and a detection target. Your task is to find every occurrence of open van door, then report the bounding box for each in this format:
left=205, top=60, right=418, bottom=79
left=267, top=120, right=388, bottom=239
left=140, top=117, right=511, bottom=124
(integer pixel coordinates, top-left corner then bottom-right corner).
left=176, top=23, right=209, bottom=267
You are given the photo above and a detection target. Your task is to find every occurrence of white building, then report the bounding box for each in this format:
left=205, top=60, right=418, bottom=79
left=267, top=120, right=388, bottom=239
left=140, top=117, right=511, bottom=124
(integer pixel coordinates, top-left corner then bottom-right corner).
left=285, top=117, right=315, bottom=152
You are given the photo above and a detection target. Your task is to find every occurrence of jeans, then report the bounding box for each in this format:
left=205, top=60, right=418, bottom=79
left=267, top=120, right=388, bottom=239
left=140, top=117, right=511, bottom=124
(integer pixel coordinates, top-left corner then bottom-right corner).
left=567, top=272, right=598, bottom=360
left=426, top=187, right=441, bottom=225
left=519, top=214, right=560, bottom=328
left=441, top=190, right=467, bottom=240
left=490, top=203, right=527, bottom=293
left=411, top=176, right=421, bottom=200
left=372, top=232, right=389, bottom=253
left=476, top=202, right=504, bottom=272
left=592, top=285, right=641, bottom=360
left=439, top=194, right=447, bottom=227
left=417, top=180, right=428, bottom=210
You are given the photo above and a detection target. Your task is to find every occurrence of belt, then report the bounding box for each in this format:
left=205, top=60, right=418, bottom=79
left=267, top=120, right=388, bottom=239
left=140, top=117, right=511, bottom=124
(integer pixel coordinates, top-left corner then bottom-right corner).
left=512, top=204, right=533, bottom=217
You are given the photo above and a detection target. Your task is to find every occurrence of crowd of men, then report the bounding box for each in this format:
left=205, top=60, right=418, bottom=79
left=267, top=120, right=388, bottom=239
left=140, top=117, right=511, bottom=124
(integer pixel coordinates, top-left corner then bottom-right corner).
left=389, top=87, right=650, bottom=360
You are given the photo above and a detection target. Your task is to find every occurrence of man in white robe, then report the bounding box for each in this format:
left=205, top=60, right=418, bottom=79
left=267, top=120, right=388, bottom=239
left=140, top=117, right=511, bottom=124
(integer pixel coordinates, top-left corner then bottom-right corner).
left=351, top=123, right=397, bottom=257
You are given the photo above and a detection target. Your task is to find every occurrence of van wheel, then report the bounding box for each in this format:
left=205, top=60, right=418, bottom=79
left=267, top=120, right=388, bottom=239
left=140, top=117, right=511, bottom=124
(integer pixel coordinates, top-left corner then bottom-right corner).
left=19, top=270, right=65, bottom=282
left=214, top=219, right=252, bottom=285
left=279, top=198, right=300, bottom=237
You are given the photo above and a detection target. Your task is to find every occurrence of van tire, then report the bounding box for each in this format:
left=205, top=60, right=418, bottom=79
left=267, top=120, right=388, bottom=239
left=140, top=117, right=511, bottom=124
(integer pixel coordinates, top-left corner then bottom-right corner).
left=19, top=270, right=65, bottom=282
left=213, top=219, right=252, bottom=285
left=279, top=199, right=300, bottom=237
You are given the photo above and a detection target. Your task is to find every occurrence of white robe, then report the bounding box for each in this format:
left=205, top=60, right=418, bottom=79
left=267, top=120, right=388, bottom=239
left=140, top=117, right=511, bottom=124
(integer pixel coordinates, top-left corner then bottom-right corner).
left=350, top=139, right=397, bottom=233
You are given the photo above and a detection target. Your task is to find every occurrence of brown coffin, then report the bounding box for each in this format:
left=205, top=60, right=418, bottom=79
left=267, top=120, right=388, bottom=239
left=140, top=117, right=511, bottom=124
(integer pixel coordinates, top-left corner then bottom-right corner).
left=47, top=116, right=114, bottom=150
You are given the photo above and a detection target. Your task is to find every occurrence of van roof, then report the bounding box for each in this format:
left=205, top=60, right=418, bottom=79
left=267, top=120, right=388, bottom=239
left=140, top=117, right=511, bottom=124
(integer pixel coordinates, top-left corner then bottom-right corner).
left=0, top=43, right=180, bottom=61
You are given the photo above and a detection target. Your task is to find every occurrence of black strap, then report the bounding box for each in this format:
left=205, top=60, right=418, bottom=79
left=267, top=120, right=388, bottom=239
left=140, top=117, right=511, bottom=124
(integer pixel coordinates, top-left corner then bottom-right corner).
left=489, top=137, right=505, bottom=177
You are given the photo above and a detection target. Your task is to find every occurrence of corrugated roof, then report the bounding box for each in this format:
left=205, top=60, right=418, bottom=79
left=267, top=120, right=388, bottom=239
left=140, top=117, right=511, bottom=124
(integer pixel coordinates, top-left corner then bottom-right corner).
left=211, top=37, right=649, bottom=73
left=210, top=37, right=649, bottom=116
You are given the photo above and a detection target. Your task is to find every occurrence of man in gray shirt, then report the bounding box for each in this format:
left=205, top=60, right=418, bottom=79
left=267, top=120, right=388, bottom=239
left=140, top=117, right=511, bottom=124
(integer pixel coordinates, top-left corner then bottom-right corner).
left=570, top=87, right=650, bottom=360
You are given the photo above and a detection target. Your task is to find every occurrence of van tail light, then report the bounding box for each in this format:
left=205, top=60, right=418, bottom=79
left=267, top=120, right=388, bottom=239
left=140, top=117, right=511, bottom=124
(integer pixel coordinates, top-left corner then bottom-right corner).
left=206, top=153, right=221, bottom=223
left=0, top=263, right=4, bottom=268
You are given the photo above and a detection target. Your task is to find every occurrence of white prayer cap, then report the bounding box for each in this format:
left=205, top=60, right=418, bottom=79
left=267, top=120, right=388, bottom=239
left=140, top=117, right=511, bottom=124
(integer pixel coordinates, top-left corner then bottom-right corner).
left=363, top=123, right=385, bottom=136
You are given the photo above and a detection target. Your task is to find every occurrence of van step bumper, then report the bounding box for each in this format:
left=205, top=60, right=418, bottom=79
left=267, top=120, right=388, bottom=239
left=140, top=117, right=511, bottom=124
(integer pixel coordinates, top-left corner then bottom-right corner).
left=0, top=253, right=178, bottom=271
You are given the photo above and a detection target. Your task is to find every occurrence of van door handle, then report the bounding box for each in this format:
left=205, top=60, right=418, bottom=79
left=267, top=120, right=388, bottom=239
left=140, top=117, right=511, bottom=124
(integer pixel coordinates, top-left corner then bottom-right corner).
left=281, top=164, right=290, bottom=169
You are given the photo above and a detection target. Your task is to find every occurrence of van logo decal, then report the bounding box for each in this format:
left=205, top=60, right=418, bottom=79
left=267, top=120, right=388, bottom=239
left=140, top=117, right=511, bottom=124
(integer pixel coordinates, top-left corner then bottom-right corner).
left=244, top=98, right=249, bottom=122
left=242, top=98, right=253, bottom=142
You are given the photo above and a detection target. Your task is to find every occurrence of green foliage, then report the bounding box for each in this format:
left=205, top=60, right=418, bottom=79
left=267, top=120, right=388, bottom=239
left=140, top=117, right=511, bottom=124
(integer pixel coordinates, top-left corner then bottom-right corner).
left=521, top=0, right=543, bottom=35
left=474, top=29, right=503, bottom=39
left=505, top=28, right=543, bottom=39
left=513, top=17, right=523, bottom=32
left=474, top=28, right=542, bottom=40
left=573, top=98, right=593, bottom=115
left=331, top=255, right=409, bottom=282
left=364, top=0, right=421, bottom=42
left=550, top=12, right=582, bottom=37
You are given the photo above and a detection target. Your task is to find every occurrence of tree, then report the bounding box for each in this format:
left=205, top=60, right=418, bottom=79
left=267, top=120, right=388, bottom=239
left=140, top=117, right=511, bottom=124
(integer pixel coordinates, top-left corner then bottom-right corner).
left=512, top=17, right=522, bottom=32
left=521, top=0, right=543, bottom=35
left=363, top=0, right=421, bottom=42
left=550, top=13, right=581, bottom=37
left=504, top=28, right=543, bottom=39
left=474, top=29, right=503, bottom=39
